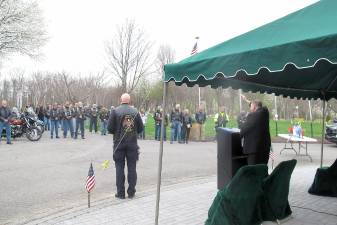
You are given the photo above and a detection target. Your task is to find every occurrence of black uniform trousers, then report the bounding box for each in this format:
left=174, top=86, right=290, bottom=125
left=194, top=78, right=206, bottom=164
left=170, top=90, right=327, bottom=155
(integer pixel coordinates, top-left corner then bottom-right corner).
left=247, top=151, right=269, bottom=165
left=89, top=117, right=98, bottom=133
left=113, top=143, right=139, bottom=197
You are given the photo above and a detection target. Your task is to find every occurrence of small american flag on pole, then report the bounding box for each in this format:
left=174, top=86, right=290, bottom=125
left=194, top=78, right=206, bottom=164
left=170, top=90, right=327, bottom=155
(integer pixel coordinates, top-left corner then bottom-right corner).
left=269, top=146, right=276, bottom=170
left=86, top=163, right=95, bottom=192
left=269, top=150, right=275, bottom=161
left=269, top=147, right=276, bottom=161
left=191, top=37, right=199, bottom=55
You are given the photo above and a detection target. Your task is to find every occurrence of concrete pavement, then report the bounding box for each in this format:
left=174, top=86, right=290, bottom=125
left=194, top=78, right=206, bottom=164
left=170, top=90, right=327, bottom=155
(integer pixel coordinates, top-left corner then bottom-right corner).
left=1, top=132, right=337, bottom=224
left=24, top=166, right=337, bottom=225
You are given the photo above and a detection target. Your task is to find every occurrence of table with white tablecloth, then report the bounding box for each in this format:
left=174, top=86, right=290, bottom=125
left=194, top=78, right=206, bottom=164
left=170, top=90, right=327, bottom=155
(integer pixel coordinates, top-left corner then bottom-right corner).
left=278, top=134, right=317, bottom=162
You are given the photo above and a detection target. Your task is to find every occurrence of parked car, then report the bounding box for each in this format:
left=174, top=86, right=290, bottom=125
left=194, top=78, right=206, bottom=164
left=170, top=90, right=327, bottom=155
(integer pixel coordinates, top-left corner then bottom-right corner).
left=325, top=120, right=337, bottom=144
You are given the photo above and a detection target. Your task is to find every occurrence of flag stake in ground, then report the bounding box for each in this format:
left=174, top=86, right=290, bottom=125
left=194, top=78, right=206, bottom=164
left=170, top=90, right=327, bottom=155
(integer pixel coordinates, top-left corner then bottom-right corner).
left=86, top=162, right=95, bottom=208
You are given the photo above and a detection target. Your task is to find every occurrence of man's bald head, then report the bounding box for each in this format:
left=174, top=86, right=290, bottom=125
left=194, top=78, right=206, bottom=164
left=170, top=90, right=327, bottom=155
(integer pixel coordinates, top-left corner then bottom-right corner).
left=2, top=100, right=7, bottom=107
left=120, top=93, right=131, bottom=104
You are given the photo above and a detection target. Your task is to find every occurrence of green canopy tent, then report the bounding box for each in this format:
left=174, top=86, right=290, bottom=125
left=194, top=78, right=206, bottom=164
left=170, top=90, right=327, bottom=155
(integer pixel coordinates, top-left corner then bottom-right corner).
left=154, top=0, right=337, bottom=224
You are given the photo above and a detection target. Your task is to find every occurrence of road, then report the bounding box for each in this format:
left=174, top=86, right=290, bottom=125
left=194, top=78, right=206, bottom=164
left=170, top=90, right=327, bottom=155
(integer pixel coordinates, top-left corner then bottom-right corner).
left=0, top=132, right=336, bottom=224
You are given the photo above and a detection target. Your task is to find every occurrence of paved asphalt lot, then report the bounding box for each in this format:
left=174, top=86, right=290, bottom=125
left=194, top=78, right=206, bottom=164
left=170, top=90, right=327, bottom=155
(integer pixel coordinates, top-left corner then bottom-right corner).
left=0, top=132, right=336, bottom=224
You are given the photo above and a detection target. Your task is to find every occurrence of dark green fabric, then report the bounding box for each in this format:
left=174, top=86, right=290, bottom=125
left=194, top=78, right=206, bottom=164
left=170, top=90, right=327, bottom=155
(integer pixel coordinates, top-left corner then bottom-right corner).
left=205, top=192, right=231, bottom=225
left=262, top=159, right=297, bottom=221
left=164, top=0, right=337, bottom=100
left=308, top=159, right=337, bottom=197
left=205, top=164, right=268, bottom=225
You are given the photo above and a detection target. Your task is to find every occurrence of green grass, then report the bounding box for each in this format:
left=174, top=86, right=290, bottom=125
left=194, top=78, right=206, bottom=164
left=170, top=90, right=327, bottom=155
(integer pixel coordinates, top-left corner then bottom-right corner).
left=144, top=116, right=323, bottom=140
left=85, top=116, right=324, bottom=139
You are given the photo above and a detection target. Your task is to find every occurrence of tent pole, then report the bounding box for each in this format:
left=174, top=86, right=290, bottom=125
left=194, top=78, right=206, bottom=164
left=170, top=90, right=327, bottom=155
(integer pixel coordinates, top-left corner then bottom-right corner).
left=320, top=99, right=326, bottom=168
left=155, top=81, right=168, bottom=225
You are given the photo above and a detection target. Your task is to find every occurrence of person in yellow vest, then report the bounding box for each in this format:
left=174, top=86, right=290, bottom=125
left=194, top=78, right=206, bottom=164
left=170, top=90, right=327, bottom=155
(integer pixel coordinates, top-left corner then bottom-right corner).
left=214, top=106, right=229, bottom=129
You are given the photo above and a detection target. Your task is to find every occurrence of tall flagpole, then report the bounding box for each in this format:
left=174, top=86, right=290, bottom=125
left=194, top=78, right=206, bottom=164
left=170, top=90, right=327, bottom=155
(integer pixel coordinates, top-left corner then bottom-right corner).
left=198, top=87, right=201, bottom=107
left=308, top=100, right=313, bottom=120
left=274, top=95, right=278, bottom=119
left=239, top=89, right=242, bottom=112
left=192, top=36, right=200, bottom=107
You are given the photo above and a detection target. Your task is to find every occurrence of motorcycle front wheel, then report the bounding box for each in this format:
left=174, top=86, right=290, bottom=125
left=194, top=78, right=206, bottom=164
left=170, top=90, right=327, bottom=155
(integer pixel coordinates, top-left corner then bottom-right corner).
left=37, top=124, right=45, bottom=134
left=26, top=127, right=43, bottom=141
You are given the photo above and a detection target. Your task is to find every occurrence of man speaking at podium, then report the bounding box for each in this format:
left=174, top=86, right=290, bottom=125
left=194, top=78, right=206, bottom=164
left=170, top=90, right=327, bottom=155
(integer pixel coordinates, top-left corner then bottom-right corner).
left=240, top=100, right=271, bottom=165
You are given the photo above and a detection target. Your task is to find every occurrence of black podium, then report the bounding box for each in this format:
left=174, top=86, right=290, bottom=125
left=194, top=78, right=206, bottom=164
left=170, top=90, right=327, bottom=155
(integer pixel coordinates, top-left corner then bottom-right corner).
left=217, top=127, right=247, bottom=189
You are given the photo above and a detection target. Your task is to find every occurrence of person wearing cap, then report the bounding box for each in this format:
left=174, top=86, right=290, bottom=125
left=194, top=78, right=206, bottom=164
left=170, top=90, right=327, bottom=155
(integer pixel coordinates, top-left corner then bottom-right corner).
left=108, top=93, right=143, bottom=199
left=89, top=104, right=99, bottom=133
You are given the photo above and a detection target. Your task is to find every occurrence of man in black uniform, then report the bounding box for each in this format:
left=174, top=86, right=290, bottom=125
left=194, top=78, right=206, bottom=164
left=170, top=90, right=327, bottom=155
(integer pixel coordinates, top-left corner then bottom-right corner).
left=74, top=102, right=86, bottom=139
left=89, top=104, right=99, bottom=133
left=108, top=93, right=143, bottom=199
left=240, top=100, right=271, bottom=165
left=49, top=103, right=61, bottom=139
left=62, top=101, right=74, bottom=138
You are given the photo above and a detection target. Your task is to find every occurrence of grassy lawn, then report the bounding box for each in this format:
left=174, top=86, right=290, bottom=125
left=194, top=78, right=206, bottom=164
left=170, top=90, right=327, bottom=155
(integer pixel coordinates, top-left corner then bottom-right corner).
left=85, top=115, right=324, bottom=140
left=143, top=116, right=323, bottom=140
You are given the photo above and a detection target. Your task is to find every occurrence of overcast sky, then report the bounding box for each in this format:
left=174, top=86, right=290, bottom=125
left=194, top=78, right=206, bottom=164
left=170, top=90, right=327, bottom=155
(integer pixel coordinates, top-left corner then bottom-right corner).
left=1, top=0, right=318, bottom=76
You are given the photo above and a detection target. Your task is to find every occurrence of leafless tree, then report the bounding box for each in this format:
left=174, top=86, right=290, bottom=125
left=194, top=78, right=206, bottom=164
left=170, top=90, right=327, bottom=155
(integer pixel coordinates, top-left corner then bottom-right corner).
left=105, top=19, right=153, bottom=94
left=0, top=0, right=47, bottom=59
left=156, top=44, right=175, bottom=75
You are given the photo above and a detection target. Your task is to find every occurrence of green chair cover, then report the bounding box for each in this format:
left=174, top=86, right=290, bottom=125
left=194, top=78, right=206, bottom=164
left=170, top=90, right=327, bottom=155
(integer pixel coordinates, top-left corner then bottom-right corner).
left=262, top=159, right=297, bottom=221
left=205, top=164, right=268, bottom=225
left=308, top=159, right=337, bottom=197
left=205, top=191, right=232, bottom=225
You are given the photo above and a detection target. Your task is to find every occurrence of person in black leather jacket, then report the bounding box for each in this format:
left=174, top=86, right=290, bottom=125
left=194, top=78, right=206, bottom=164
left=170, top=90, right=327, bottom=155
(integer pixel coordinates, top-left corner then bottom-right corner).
left=108, top=93, right=143, bottom=199
left=0, top=100, right=13, bottom=144
left=74, top=102, right=86, bottom=139
left=89, top=104, right=99, bottom=133
left=181, top=109, right=192, bottom=144
left=49, top=103, right=61, bottom=139
left=170, top=104, right=183, bottom=144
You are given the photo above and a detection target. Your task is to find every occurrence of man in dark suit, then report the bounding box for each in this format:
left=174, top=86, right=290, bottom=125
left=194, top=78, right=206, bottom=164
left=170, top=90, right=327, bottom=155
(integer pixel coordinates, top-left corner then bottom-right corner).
left=240, top=100, right=271, bottom=165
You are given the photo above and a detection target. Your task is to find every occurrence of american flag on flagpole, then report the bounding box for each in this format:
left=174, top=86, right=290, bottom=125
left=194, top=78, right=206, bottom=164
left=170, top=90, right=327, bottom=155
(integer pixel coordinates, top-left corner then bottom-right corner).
left=86, top=163, right=95, bottom=192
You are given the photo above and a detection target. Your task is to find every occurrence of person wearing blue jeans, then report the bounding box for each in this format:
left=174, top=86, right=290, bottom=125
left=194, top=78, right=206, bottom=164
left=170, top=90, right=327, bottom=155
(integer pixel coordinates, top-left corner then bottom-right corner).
left=44, top=116, right=50, bottom=131
left=154, top=107, right=162, bottom=140
left=170, top=104, right=183, bottom=144
left=49, top=103, right=61, bottom=139
left=44, top=105, right=51, bottom=131
left=62, top=102, right=74, bottom=138
left=75, top=102, right=86, bottom=139
left=99, top=107, right=109, bottom=135
left=0, top=100, right=12, bottom=144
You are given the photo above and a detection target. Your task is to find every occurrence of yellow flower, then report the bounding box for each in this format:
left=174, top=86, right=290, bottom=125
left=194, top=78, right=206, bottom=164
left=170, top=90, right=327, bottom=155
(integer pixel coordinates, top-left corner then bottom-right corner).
left=101, top=160, right=110, bottom=170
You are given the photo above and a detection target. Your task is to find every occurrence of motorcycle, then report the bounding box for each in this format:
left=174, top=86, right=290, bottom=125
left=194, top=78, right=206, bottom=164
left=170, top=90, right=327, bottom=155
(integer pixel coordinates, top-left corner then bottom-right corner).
left=1, top=113, right=43, bottom=141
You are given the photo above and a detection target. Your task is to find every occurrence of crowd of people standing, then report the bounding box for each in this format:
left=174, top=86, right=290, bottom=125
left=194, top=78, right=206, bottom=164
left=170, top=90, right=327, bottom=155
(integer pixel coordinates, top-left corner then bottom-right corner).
left=35, top=102, right=113, bottom=139
left=2, top=97, right=234, bottom=144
